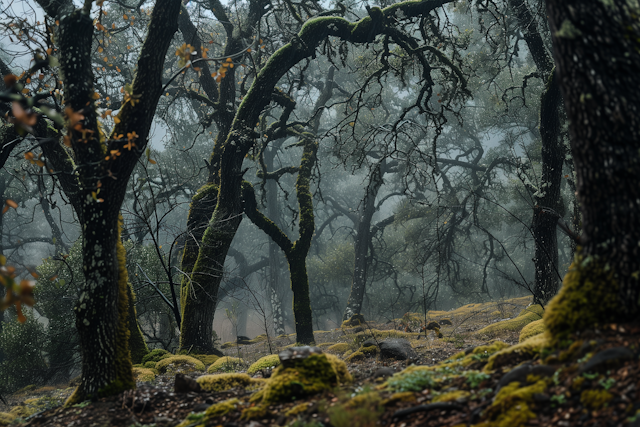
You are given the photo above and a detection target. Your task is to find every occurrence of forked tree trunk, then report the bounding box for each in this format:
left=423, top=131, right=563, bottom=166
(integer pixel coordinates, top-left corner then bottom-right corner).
left=544, top=0, right=640, bottom=337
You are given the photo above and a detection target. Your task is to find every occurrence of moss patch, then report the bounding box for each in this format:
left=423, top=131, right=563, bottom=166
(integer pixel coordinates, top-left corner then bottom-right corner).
left=580, top=389, right=613, bottom=410
left=196, top=373, right=262, bottom=392
left=477, top=304, right=544, bottom=336
left=0, top=412, right=16, bottom=426
left=132, top=367, right=157, bottom=382
left=141, top=349, right=170, bottom=364
left=247, top=354, right=280, bottom=375
left=189, top=354, right=220, bottom=366
left=544, top=255, right=620, bottom=344
left=433, top=390, right=470, bottom=402
left=177, top=398, right=239, bottom=427
left=156, top=355, right=205, bottom=374
left=326, top=342, right=350, bottom=354
left=485, top=334, right=551, bottom=371
left=476, top=380, right=548, bottom=426
left=207, top=356, right=245, bottom=373
left=519, top=319, right=546, bottom=342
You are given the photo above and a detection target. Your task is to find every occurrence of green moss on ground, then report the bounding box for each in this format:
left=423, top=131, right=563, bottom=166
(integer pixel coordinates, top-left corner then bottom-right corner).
left=477, top=304, right=544, bottom=336
left=247, top=354, right=280, bottom=375
left=132, top=367, right=157, bottom=382
left=155, top=355, right=205, bottom=374
left=519, top=319, right=546, bottom=342
left=141, top=348, right=170, bottom=364
left=207, top=356, right=245, bottom=373
left=196, top=373, right=263, bottom=392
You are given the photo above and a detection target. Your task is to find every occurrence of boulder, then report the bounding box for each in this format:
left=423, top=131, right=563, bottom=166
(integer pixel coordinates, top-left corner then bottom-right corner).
left=379, top=338, right=417, bottom=360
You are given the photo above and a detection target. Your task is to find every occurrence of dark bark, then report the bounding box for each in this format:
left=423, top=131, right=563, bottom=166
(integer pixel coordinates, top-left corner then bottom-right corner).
left=546, top=0, right=640, bottom=317
left=510, top=0, right=566, bottom=304
left=343, top=160, right=386, bottom=321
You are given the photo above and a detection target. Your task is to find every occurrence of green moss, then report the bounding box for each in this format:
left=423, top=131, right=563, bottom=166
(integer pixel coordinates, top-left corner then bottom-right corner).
left=381, top=392, right=416, bottom=406
left=484, top=334, right=550, bottom=371
left=0, top=412, right=16, bottom=426
left=248, top=353, right=350, bottom=410
left=284, top=402, right=310, bottom=417
left=477, top=305, right=543, bottom=336
left=581, top=389, right=613, bottom=410
left=190, top=354, right=220, bottom=366
left=141, top=348, right=170, bottom=364
left=155, top=355, right=205, bottom=374
left=477, top=380, right=548, bottom=426
left=360, top=345, right=378, bottom=356
left=132, top=367, right=156, bottom=382
left=341, top=314, right=365, bottom=327
left=176, top=398, right=239, bottom=427
left=345, top=351, right=365, bottom=362
left=519, top=319, right=546, bottom=342
left=327, top=343, right=350, bottom=354
left=207, top=356, right=245, bottom=373
left=432, top=390, right=470, bottom=403
left=544, top=254, right=620, bottom=344
left=143, top=361, right=157, bottom=369
left=8, top=394, right=64, bottom=419
left=196, top=373, right=262, bottom=392
left=247, top=354, right=280, bottom=375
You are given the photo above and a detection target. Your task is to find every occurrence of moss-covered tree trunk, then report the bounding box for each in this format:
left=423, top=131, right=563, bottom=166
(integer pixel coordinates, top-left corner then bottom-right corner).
left=181, top=0, right=454, bottom=350
left=32, top=0, right=181, bottom=402
left=242, top=138, right=318, bottom=345
left=544, top=0, right=640, bottom=337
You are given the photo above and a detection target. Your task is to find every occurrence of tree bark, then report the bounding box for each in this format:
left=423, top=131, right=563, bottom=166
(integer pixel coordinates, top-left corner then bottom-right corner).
left=544, top=0, right=640, bottom=337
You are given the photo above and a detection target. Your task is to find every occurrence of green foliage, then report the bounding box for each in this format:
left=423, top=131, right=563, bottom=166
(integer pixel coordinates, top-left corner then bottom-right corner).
left=465, top=371, right=490, bottom=388
left=386, top=369, right=435, bottom=392
left=0, top=312, right=49, bottom=394
left=141, top=348, right=170, bottom=364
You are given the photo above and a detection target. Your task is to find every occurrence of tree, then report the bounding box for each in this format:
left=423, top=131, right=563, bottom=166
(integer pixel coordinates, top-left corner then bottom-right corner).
left=0, top=0, right=183, bottom=401
left=544, top=0, right=640, bottom=339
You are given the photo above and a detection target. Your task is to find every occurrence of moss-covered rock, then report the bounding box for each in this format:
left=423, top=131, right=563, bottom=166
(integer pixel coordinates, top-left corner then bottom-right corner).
left=342, top=314, right=365, bottom=327
left=245, top=352, right=351, bottom=415
left=345, top=351, right=365, bottom=362
left=544, top=255, right=620, bottom=344
left=143, top=361, right=157, bottom=369
left=519, top=319, right=546, bottom=342
left=476, top=380, right=548, bottom=426
left=141, top=348, right=171, bottom=364
left=132, top=367, right=157, bottom=382
left=484, top=334, right=550, bottom=371
left=196, top=373, right=262, bottom=392
left=156, top=355, right=205, bottom=374
left=360, top=345, right=378, bottom=356
left=477, top=304, right=544, bottom=336
left=247, top=354, right=280, bottom=375
left=207, top=356, right=245, bottom=373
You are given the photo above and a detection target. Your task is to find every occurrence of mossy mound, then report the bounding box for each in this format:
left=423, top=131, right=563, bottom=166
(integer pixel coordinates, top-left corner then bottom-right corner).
left=432, top=390, right=470, bottom=402
left=155, top=355, right=205, bottom=374
left=189, top=354, right=220, bottom=366
left=440, top=340, right=510, bottom=370
left=485, top=333, right=551, bottom=371
left=247, top=354, right=280, bottom=375
left=207, top=356, right=245, bottom=373
left=519, top=319, right=546, bottom=342
left=476, top=304, right=543, bottom=336
left=317, top=342, right=335, bottom=348
left=247, top=352, right=352, bottom=414
left=544, top=255, right=620, bottom=344
left=345, top=351, right=365, bottom=362
left=326, top=342, right=350, bottom=354
left=176, top=398, right=239, bottom=427
left=9, top=395, right=64, bottom=418
left=0, top=412, right=15, bottom=426
left=143, top=361, right=157, bottom=369
left=476, top=379, right=548, bottom=426
left=196, top=373, right=263, bottom=392
left=342, top=313, right=366, bottom=327
left=141, top=348, right=171, bottom=364
left=132, top=367, right=157, bottom=382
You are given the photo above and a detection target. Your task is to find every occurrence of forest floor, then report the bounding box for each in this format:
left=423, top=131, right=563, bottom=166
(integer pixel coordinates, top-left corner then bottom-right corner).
left=3, top=295, right=640, bottom=427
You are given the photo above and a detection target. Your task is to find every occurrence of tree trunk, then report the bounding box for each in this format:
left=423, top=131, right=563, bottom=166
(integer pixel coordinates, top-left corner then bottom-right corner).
left=287, top=251, right=314, bottom=344
left=343, top=161, right=385, bottom=320
left=544, top=0, right=640, bottom=340
left=531, top=73, right=564, bottom=305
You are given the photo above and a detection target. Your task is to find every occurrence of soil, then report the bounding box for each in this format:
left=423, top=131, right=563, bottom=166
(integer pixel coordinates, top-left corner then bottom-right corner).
left=4, top=299, right=639, bottom=427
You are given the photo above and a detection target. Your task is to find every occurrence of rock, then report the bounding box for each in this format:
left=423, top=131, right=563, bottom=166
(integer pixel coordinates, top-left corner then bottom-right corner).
left=279, top=346, right=323, bottom=367
left=425, top=321, right=440, bottom=330
left=362, top=338, right=378, bottom=348
left=154, top=417, right=177, bottom=427
left=440, top=318, right=453, bottom=326
left=379, top=338, right=418, bottom=360
left=237, top=335, right=252, bottom=344
left=174, top=373, right=202, bottom=393
left=372, top=367, right=395, bottom=379
left=579, top=346, right=634, bottom=374
left=193, top=403, right=211, bottom=412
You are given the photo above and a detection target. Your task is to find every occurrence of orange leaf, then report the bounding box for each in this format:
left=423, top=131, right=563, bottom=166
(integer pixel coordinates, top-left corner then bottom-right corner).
left=5, top=199, right=18, bottom=209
